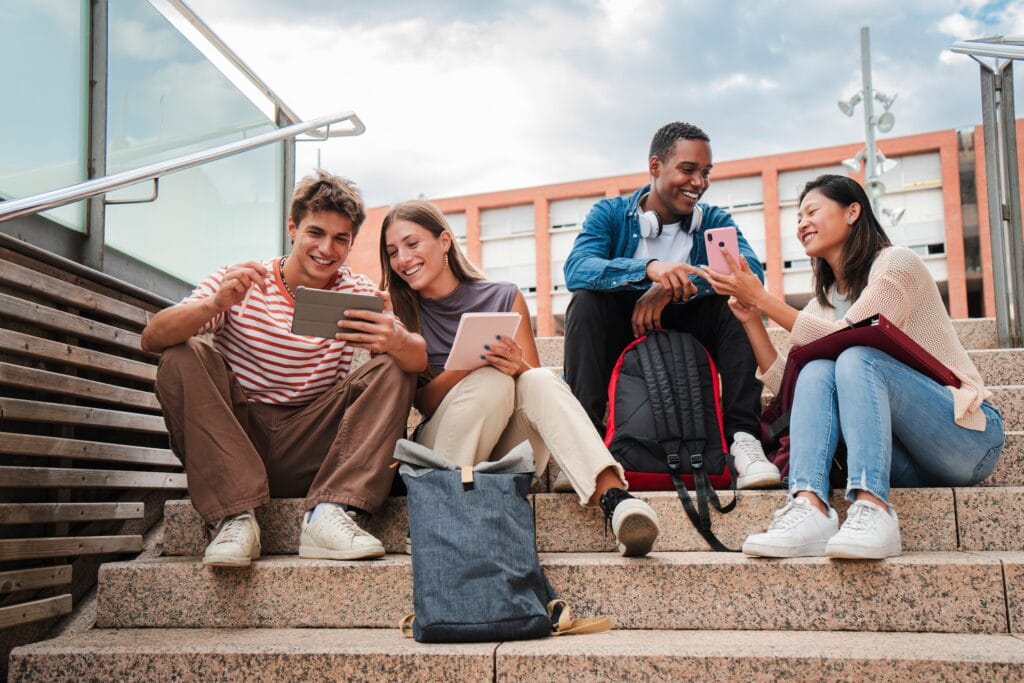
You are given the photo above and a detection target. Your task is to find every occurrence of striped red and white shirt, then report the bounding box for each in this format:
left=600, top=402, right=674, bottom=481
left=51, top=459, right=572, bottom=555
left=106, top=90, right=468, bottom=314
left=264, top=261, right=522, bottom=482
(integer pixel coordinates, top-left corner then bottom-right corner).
left=183, top=257, right=377, bottom=405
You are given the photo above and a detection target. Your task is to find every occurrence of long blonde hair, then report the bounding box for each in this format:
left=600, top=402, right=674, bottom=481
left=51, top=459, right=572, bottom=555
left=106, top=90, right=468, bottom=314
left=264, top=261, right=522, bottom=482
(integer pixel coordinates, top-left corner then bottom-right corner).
left=379, top=200, right=485, bottom=335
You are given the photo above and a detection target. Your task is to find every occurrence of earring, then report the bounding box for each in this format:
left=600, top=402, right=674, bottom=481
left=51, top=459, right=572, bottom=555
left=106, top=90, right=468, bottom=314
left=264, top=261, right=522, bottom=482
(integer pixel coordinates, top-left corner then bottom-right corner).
left=444, top=253, right=450, bottom=268
left=847, top=216, right=854, bottom=224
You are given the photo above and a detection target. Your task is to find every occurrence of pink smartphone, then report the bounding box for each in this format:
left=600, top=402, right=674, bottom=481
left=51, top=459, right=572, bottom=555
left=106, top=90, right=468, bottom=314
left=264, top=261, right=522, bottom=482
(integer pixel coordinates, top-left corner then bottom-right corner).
left=705, top=227, right=740, bottom=274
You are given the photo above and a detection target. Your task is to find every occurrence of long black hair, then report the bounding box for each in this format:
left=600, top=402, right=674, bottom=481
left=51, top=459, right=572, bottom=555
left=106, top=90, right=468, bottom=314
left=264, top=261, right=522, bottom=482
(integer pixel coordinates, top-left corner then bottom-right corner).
left=799, top=174, right=892, bottom=308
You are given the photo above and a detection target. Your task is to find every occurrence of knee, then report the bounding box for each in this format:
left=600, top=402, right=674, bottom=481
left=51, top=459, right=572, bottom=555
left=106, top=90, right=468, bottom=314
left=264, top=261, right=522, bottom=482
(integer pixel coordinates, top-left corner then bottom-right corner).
left=794, top=359, right=836, bottom=393
left=361, top=354, right=417, bottom=399
left=156, top=337, right=211, bottom=378
left=463, top=367, right=516, bottom=413
left=834, top=346, right=882, bottom=387
left=565, top=290, right=608, bottom=329
left=514, top=367, right=562, bottom=404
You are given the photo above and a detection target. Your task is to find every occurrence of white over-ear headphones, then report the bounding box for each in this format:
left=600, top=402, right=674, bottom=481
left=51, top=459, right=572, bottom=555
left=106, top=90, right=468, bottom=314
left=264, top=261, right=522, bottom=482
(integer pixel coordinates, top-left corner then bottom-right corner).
left=637, top=193, right=663, bottom=238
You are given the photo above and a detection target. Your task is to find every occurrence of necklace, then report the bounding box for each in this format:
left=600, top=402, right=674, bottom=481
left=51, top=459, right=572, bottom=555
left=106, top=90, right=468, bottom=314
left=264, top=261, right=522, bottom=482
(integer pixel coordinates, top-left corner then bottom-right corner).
left=279, top=257, right=295, bottom=297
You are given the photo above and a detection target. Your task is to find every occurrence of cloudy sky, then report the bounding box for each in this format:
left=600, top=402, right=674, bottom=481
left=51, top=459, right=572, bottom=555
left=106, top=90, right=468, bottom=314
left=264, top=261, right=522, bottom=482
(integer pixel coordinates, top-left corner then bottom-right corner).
left=184, top=0, right=1024, bottom=207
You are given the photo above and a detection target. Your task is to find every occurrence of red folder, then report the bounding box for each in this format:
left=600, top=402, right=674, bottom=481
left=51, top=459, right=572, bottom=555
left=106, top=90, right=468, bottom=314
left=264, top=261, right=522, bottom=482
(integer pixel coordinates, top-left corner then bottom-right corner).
left=785, top=314, right=961, bottom=392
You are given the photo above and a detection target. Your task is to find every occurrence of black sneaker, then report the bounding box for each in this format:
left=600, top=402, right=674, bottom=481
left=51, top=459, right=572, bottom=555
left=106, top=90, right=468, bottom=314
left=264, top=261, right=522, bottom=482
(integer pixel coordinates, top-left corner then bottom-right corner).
left=598, top=488, right=660, bottom=557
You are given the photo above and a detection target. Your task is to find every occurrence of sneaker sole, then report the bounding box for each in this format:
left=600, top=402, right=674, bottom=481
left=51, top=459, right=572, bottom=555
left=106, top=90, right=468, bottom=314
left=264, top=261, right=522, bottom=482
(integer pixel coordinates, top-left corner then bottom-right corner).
left=825, top=542, right=902, bottom=560
left=298, top=545, right=385, bottom=561
left=203, top=554, right=256, bottom=568
left=741, top=540, right=828, bottom=558
left=615, top=513, right=659, bottom=557
left=736, top=471, right=783, bottom=490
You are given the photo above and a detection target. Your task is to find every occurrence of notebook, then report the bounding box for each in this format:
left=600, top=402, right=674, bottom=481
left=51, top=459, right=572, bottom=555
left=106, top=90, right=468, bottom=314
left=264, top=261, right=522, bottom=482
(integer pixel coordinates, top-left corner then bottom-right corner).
left=787, top=314, right=961, bottom=389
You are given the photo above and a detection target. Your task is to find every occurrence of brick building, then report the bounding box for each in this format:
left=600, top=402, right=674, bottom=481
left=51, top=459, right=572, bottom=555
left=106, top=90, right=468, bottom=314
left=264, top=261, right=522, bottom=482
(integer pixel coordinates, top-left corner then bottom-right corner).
left=351, top=123, right=1022, bottom=335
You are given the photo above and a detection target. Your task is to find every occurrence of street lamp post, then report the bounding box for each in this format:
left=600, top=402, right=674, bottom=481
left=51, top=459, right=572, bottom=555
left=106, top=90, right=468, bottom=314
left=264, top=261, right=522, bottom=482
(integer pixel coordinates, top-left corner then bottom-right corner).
left=838, top=26, right=898, bottom=215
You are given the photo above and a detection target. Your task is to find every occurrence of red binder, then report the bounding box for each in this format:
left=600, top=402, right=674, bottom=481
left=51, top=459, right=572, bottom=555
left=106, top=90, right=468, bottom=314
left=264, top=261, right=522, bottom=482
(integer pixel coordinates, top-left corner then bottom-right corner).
left=785, top=314, right=961, bottom=391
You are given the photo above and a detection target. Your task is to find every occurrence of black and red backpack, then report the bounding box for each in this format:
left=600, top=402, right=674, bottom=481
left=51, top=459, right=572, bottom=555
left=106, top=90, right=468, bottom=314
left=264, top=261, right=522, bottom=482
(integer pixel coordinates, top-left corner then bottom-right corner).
left=604, top=329, right=737, bottom=551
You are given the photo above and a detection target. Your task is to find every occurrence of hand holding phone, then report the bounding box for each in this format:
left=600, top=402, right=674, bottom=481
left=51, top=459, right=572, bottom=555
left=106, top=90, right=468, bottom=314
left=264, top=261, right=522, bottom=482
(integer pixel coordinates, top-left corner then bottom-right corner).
left=705, top=227, right=740, bottom=275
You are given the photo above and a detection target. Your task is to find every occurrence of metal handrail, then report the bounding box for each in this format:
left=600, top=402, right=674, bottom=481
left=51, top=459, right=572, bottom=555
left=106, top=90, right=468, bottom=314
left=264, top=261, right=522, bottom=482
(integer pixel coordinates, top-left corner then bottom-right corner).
left=0, top=110, right=365, bottom=223
left=156, top=0, right=301, bottom=126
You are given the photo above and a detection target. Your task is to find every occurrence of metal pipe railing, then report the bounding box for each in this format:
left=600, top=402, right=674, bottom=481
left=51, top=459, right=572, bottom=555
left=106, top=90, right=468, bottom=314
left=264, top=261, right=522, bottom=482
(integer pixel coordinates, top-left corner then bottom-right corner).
left=0, top=110, right=365, bottom=224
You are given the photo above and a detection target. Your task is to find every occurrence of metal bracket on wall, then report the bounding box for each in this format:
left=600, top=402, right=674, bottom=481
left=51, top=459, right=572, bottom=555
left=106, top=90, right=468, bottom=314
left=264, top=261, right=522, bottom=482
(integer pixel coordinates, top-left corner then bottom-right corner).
left=104, top=178, right=160, bottom=206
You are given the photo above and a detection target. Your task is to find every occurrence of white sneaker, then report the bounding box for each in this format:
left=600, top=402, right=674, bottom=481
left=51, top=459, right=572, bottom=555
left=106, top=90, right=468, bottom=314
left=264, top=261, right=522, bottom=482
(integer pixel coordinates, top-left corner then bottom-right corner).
left=203, top=511, right=260, bottom=567
left=599, top=488, right=660, bottom=557
left=731, top=431, right=782, bottom=489
left=299, top=506, right=385, bottom=560
left=825, top=500, right=902, bottom=560
left=742, top=497, right=839, bottom=558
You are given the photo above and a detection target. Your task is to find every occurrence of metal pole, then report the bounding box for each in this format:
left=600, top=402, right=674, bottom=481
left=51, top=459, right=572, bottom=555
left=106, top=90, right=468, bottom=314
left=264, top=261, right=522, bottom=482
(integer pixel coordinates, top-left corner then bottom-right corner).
left=860, top=26, right=881, bottom=212
left=84, top=0, right=108, bottom=271
left=277, top=106, right=296, bottom=255
left=996, top=63, right=1024, bottom=346
left=980, top=60, right=1024, bottom=347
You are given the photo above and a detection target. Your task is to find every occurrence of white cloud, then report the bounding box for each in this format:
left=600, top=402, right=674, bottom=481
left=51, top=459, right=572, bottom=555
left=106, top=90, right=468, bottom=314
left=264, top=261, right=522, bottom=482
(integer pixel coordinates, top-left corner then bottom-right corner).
left=936, top=13, right=980, bottom=40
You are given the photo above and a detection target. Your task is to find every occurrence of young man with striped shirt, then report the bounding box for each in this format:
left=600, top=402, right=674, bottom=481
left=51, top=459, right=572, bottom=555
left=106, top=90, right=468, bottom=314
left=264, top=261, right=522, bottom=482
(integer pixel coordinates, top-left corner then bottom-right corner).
left=143, top=171, right=426, bottom=567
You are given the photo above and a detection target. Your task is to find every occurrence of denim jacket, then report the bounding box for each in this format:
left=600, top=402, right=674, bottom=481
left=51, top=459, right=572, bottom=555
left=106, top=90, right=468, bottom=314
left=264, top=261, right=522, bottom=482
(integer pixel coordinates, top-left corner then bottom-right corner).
left=563, top=184, right=765, bottom=299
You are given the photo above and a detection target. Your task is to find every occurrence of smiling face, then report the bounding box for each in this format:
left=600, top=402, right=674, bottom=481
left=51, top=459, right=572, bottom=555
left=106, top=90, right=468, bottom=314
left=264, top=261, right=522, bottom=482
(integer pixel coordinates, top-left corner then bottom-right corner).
left=647, top=138, right=712, bottom=222
left=796, top=188, right=859, bottom=266
left=285, top=210, right=355, bottom=290
left=384, top=219, right=456, bottom=299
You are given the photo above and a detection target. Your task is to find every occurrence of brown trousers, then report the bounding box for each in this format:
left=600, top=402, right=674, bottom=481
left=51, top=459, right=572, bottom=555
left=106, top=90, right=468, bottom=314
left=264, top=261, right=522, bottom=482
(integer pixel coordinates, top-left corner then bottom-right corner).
left=155, top=338, right=416, bottom=523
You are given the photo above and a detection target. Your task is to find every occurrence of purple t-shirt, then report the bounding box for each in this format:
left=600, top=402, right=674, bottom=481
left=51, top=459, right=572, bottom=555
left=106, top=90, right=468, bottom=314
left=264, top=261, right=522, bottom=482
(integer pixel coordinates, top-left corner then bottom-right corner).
left=420, top=280, right=519, bottom=373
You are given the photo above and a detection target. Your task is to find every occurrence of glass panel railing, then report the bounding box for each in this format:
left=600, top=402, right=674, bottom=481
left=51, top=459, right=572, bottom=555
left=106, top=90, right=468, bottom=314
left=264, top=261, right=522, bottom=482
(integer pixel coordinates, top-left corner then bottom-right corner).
left=104, top=0, right=282, bottom=284
left=0, top=1, right=89, bottom=230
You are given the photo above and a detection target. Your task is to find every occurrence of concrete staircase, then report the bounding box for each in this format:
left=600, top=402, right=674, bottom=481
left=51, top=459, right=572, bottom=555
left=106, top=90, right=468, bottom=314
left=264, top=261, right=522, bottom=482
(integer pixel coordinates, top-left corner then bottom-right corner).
left=10, top=319, right=1024, bottom=681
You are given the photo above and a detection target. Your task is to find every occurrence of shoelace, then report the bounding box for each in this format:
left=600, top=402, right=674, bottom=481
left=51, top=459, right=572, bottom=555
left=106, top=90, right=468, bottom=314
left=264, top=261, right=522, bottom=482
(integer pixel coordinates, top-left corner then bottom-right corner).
left=212, top=515, right=251, bottom=545
left=841, top=503, right=877, bottom=532
left=733, top=438, right=766, bottom=467
left=598, top=488, right=631, bottom=537
left=323, top=508, right=362, bottom=539
left=767, top=501, right=812, bottom=531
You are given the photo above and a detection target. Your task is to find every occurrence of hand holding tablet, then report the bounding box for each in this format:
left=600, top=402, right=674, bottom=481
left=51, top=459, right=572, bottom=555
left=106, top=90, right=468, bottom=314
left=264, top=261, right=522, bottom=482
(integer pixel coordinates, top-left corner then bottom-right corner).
left=444, top=312, right=522, bottom=371
left=291, top=286, right=385, bottom=338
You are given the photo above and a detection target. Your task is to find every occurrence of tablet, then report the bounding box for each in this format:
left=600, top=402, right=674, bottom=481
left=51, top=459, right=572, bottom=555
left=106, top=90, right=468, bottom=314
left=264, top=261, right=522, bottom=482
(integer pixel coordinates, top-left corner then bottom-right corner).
left=291, top=286, right=384, bottom=338
left=444, top=312, right=522, bottom=371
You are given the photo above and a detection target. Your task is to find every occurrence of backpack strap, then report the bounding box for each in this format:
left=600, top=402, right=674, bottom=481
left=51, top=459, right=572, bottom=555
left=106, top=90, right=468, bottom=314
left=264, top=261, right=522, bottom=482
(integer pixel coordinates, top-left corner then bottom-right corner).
left=547, top=599, right=613, bottom=636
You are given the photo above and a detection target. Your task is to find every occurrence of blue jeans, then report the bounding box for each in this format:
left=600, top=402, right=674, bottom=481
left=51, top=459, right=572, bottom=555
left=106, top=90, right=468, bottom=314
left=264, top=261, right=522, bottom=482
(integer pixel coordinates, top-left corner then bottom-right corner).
left=788, top=346, right=1005, bottom=506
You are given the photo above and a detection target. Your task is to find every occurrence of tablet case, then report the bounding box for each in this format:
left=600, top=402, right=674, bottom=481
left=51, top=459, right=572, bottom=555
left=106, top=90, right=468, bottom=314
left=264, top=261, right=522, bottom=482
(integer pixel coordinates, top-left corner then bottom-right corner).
left=787, top=314, right=961, bottom=389
left=291, top=286, right=384, bottom=338
left=444, top=312, right=521, bottom=371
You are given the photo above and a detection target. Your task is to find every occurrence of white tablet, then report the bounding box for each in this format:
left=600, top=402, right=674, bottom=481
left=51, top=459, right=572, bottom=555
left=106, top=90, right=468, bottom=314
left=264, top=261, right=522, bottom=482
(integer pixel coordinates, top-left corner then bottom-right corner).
left=444, top=312, right=522, bottom=371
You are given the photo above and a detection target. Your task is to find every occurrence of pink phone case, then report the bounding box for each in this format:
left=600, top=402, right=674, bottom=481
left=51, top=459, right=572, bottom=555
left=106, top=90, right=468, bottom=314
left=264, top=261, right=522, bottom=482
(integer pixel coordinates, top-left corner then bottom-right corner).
left=705, top=227, right=740, bottom=274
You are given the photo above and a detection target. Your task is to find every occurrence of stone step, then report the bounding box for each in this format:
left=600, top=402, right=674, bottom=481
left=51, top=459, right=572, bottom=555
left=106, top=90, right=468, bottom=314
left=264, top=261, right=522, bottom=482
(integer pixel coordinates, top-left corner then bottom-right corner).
left=8, top=628, right=494, bottom=682
left=11, top=628, right=1024, bottom=681
left=535, top=318, right=1001, bottom=367
left=161, top=484, right=1024, bottom=557
left=94, top=551, right=1024, bottom=633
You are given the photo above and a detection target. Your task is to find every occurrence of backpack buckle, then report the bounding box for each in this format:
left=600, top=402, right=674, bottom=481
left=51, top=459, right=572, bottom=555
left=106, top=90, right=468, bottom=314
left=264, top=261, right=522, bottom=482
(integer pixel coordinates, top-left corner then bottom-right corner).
left=690, top=453, right=704, bottom=471
left=665, top=451, right=682, bottom=473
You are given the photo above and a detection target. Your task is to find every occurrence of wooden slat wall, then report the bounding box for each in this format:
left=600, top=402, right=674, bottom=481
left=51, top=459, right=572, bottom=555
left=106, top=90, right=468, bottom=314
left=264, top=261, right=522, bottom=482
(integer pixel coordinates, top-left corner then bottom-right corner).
left=0, top=247, right=180, bottom=631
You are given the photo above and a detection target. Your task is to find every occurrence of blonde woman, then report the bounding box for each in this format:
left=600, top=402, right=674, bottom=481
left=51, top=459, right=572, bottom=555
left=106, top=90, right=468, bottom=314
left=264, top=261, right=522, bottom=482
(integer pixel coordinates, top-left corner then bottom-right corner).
left=380, top=200, right=660, bottom=556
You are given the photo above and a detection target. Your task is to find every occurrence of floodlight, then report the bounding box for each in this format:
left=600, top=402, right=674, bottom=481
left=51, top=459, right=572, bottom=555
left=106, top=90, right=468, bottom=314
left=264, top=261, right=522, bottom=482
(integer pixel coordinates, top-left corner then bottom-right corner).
left=838, top=91, right=863, bottom=116
left=882, top=207, right=906, bottom=226
left=875, top=111, right=896, bottom=133
left=874, top=91, right=898, bottom=111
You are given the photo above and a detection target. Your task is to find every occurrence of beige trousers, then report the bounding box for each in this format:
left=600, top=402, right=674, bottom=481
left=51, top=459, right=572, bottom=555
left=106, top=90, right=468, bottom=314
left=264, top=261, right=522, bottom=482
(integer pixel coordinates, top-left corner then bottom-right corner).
left=415, top=367, right=626, bottom=505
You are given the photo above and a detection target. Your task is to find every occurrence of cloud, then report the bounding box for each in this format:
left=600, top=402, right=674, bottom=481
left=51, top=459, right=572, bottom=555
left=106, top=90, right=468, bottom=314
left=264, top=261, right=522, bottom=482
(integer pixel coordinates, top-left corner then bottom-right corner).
left=183, top=0, right=1024, bottom=205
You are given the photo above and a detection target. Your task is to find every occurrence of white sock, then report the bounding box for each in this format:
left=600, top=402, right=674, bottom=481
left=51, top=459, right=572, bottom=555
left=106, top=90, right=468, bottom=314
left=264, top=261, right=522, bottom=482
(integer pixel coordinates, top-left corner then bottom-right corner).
left=309, top=502, right=342, bottom=523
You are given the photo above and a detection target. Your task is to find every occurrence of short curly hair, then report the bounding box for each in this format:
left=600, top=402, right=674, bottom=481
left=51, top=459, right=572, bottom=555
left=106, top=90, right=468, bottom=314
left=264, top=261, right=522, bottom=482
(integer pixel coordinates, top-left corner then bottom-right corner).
left=649, top=122, right=710, bottom=162
left=289, top=170, right=366, bottom=236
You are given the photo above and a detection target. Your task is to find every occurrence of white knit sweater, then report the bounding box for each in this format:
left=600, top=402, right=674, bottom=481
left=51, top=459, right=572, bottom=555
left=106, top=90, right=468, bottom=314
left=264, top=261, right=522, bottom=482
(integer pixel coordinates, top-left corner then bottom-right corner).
left=758, top=246, right=992, bottom=431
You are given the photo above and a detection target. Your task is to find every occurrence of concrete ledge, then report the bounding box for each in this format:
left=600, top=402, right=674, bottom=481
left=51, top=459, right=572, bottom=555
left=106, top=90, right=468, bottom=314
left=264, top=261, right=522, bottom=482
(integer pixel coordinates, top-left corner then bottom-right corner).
left=96, top=552, right=1007, bottom=632
left=536, top=488, right=956, bottom=553
left=9, top=628, right=495, bottom=682
left=496, top=629, right=1024, bottom=682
